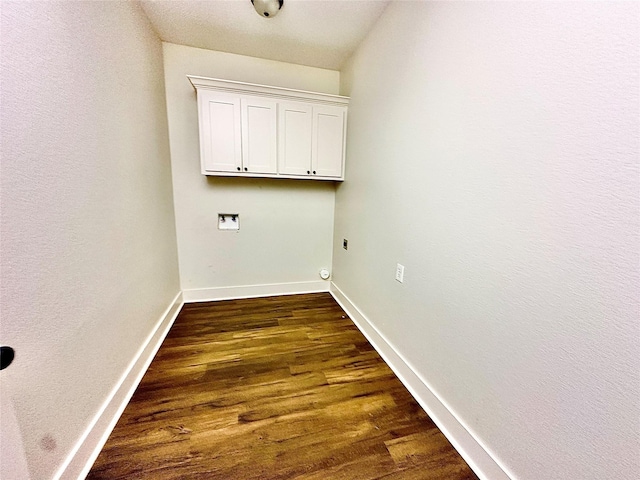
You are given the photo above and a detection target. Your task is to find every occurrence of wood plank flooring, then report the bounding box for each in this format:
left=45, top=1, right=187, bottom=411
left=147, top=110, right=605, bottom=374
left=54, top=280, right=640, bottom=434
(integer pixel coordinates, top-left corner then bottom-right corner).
left=87, top=293, right=478, bottom=480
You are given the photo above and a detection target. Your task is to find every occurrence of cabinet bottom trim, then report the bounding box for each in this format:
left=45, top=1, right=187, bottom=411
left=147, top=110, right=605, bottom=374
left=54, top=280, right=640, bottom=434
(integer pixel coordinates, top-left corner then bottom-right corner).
left=202, top=170, right=343, bottom=181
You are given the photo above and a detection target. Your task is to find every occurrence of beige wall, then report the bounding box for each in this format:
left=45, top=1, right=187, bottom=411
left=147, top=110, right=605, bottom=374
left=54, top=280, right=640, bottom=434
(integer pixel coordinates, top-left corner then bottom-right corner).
left=0, top=2, right=180, bottom=478
left=163, top=43, right=339, bottom=296
left=334, top=2, right=639, bottom=479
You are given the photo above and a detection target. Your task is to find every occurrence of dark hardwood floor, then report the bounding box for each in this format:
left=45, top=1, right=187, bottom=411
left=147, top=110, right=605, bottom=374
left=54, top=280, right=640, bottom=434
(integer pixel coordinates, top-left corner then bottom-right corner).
left=87, top=293, right=478, bottom=479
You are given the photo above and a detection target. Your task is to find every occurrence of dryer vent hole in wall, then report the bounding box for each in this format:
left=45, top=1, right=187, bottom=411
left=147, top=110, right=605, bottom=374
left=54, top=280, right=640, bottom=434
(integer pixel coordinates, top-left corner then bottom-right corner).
left=218, top=214, right=239, bottom=231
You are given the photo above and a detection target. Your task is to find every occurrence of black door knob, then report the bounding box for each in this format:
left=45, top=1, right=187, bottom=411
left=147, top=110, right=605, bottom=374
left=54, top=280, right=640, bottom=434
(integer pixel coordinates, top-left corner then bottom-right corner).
left=244, top=167, right=248, bottom=171
left=0, top=346, right=15, bottom=370
left=237, top=167, right=241, bottom=171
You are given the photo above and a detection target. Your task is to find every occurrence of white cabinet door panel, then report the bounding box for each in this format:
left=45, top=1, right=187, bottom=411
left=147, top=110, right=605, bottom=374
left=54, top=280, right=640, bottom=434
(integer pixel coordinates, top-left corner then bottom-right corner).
left=312, top=105, right=345, bottom=178
left=278, top=102, right=313, bottom=176
left=241, top=98, right=277, bottom=174
left=199, top=91, right=241, bottom=173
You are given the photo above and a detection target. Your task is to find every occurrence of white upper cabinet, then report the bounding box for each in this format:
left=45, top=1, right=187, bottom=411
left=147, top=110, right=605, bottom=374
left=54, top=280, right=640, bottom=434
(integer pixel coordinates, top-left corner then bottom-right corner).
left=198, top=91, right=242, bottom=173
left=241, top=97, right=277, bottom=174
left=188, top=76, right=349, bottom=181
left=278, top=102, right=313, bottom=176
left=312, top=105, right=346, bottom=178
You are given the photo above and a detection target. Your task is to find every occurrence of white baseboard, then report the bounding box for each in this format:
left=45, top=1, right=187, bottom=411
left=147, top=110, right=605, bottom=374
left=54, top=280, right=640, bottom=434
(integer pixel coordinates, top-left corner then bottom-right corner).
left=182, top=280, right=329, bottom=303
left=329, top=283, right=513, bottom=480
left=54, top=291, right=184, bottom=480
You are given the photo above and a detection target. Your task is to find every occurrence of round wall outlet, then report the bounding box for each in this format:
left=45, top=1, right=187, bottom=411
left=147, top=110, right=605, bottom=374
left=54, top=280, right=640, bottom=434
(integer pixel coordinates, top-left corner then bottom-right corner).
left=319, top=268, right=330, bottom=280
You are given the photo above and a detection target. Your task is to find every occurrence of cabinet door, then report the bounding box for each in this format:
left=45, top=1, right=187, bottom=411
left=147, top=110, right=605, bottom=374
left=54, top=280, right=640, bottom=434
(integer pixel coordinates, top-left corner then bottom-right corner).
left=198, top=91, right=242, bottom=173
left=241, top=98, right=277, bottom=174
left=312, top=105, right=346, bottom=178
left=278, top=102, right=313, bottom=176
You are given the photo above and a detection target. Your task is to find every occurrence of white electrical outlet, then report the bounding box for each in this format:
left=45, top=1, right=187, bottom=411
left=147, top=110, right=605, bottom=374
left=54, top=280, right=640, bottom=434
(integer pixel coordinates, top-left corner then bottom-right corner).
left=395, top=263, right=405, bottom=283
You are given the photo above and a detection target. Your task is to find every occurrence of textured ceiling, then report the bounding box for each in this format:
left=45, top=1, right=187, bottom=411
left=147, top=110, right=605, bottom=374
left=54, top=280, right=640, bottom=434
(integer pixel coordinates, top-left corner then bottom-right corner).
left=139, top=0, right=391, bottom=70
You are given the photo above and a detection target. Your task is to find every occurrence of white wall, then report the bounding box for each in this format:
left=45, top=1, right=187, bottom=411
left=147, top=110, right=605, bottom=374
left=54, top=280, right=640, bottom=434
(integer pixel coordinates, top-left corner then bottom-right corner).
left=0, top=2, right=180, bottom=478
left=163, top=43, right=339, bottom=298
left=334, top=2, right=639, bottom=479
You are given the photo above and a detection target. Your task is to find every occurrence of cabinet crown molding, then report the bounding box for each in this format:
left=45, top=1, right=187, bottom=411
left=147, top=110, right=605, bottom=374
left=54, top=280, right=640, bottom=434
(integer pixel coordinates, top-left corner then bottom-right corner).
left=187, top=75, right=349, bottom=106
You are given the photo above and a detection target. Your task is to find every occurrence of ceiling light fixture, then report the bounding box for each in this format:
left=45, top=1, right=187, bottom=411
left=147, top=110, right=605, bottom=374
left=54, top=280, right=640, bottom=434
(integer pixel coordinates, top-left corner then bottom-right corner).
left=251, top=0, right=283, bottom=18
